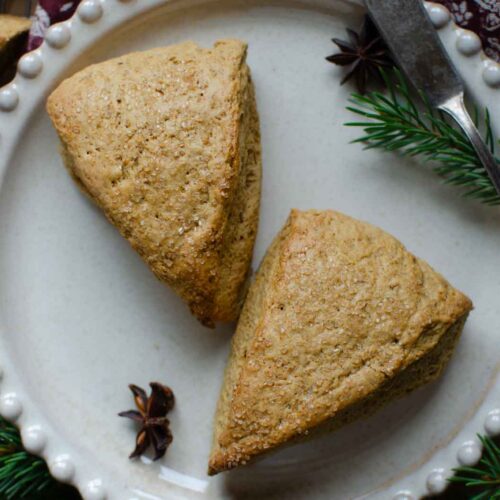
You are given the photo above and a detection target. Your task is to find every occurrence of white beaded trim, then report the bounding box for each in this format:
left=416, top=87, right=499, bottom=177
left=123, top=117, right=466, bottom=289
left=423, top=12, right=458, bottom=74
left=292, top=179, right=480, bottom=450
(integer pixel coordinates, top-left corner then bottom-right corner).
left=17, top=51, right=43, bottom=79
left=424, top=1, right=500, bottom=88
left=0, top=85, right=18, bottom=112
left=483, top=62, right=500, bottom=89
left=0, top=4, right=119, bottom=498
left=78, top=0, right=104, bottom=23
left=21, top=424, right=47, bottom=454
left=424, top=2, right=450, bottom=29
left=45, top=23, right=72, bottom=49
left=456, top=29, right=482, bottom=56
left=49, top=454, right=76, bottom=482
left=0, top=1, right=497, bottom=499
left=485, top=409, right=500, bottom=436
left=0, top=0, right=494, bottom=115
left=82, top=478, right=107, bottom=500
left=425, top=468, right=447, bottom=495
left=0, top=393, right=22, bottom=421
left=391, top=409, right=500, bottom=497
left=457, top=439, right=483, bottom=466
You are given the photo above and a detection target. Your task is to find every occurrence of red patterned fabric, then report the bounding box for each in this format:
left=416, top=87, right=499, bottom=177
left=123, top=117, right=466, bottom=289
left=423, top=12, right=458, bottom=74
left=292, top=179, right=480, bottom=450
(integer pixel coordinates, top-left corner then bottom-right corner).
left=434, top=0, right=500, bottom=61
left=27, top=0, right=80, bottom=50
left=21, top=0, right=500, bottom=61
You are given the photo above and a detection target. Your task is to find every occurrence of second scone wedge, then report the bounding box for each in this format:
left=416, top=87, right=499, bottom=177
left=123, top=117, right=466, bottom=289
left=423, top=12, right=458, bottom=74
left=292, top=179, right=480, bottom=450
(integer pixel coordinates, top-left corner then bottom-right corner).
left=209, top=209, right=472, bottom=474
left=47, top=40, right=261, bottom=327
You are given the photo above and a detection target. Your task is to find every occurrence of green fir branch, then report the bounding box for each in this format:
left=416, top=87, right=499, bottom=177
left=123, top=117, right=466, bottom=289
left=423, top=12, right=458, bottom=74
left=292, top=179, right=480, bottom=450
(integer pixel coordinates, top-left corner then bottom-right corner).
left=345, top=69, right=500, bottom=205
left=450, top=435, right=500, bottom=499
left=0, top=419, right=53, bottom=499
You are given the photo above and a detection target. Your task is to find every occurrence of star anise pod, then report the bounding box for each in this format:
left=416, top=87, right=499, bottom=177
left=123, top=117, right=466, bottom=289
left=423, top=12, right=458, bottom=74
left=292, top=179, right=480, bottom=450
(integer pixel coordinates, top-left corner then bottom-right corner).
left=119, top=382, right=175, bottom=461
left=326, top=15, right=394, bottom=94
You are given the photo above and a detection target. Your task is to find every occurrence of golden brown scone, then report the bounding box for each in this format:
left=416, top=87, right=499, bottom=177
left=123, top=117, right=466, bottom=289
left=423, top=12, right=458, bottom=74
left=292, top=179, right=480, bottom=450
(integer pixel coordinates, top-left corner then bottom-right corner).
left=208, top=209, right=472, bottom=474
left=0, top=15, right=31, bottom=74
left=46, top=40, right=262, bottom=327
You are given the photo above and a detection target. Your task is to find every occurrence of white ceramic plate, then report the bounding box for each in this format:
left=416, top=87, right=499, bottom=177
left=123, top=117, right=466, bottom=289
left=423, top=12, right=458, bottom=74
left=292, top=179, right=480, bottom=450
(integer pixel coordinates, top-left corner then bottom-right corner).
left=0, top=1, right=499, bottom=499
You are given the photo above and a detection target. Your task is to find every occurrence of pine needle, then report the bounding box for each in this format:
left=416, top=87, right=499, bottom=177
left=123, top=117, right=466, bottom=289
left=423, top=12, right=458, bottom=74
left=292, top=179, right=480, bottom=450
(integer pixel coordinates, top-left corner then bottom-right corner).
left=0, top=419, right=53, bottom=499
left=450, top=435, right=500, bottom=499
left=345, top=69, right=500, bottom=205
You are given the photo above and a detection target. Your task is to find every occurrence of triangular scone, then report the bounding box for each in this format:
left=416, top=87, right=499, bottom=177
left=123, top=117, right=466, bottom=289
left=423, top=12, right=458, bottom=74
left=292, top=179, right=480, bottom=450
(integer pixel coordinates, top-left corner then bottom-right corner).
left=0, top=15, right=31, bottom=74
left=209, top=209, right=472, bottom=474
left=47, top=40, right=261, bottom=326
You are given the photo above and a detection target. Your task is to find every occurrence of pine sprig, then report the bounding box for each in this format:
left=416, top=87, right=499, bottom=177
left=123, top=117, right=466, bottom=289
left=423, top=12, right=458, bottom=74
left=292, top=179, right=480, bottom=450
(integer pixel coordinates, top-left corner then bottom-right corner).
left=450, top=435, right=500, bottom=499
left=345, top=70, right=500, bottom=205
left=0, top=419, right=53, bottom=499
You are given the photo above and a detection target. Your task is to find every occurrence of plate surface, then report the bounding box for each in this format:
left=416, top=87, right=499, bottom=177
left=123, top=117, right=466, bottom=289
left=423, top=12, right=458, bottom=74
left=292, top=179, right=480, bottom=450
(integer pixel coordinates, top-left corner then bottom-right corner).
left=0, top=1, right=499, bottom=499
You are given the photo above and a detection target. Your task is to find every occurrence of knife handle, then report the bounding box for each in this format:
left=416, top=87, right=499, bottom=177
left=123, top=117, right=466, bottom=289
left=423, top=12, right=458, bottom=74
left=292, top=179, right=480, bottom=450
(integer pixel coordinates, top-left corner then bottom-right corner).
left=440, top=95, right=500, bottom=196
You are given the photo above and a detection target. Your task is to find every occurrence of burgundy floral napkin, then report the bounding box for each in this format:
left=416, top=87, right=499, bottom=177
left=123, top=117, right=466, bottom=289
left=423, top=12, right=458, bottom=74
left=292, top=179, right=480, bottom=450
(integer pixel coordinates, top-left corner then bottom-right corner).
left=27, top=0, right=80, bottom=50
left=23, top=0, right=500, bottom=61
left=436, top=0, right=500, bottom=62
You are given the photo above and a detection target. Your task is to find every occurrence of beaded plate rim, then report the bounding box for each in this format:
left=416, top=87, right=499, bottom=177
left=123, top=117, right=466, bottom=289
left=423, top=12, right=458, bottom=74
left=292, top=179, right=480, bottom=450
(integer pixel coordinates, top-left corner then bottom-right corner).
left=0, top=1, right=498, bottom=499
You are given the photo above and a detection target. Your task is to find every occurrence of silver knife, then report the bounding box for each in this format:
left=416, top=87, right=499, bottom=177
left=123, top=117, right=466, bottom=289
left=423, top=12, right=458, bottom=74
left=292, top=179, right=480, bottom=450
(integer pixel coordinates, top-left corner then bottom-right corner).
left=365, top=0, right=500, bottom=196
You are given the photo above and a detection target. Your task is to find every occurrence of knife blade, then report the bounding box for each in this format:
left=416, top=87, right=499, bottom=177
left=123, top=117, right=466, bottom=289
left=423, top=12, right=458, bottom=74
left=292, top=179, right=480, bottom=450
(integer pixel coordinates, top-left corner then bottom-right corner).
left=364, top=0, right=500, bottom=196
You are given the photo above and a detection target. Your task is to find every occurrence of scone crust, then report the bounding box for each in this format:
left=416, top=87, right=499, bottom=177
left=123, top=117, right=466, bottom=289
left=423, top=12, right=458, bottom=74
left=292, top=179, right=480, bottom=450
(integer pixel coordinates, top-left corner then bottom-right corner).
left=0, top=14, right=31, bottom=74
left=0, top=14, right=31, bottom=46
left=47, top=40, right=261, bottom=326
left=209, top=209, right=472, bottom=474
